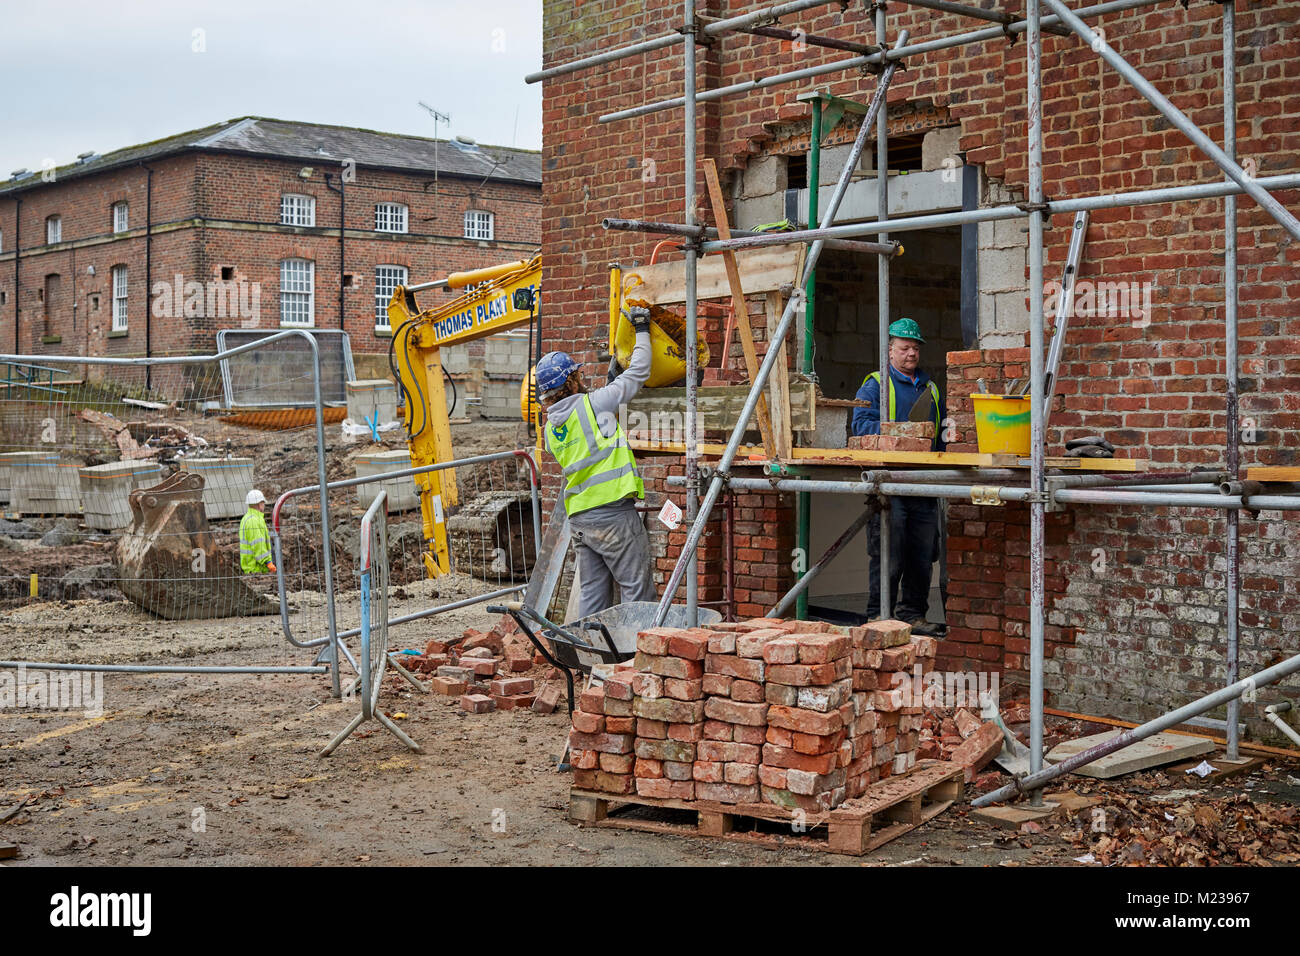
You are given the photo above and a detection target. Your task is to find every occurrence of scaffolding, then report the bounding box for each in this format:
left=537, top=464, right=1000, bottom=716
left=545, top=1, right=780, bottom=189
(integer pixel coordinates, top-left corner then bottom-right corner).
left=529, top=0, right=1300, bottom=803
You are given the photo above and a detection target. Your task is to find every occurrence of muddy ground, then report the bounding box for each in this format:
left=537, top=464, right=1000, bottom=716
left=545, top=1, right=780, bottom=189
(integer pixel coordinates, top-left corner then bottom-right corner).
left=2, top=572, right=1297, bottom=867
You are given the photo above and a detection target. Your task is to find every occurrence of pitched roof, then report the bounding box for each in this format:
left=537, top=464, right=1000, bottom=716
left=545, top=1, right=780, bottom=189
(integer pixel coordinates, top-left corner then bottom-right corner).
left=0, top=117, right=540, bottom=195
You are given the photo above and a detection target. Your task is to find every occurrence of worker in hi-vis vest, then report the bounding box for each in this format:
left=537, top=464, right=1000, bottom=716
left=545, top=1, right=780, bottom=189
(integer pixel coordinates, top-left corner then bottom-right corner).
left=239, top=489, right=276, bottom=574
left=536, top=306, right=655, bottom=617
left=851, top=318, right=947, bottom=635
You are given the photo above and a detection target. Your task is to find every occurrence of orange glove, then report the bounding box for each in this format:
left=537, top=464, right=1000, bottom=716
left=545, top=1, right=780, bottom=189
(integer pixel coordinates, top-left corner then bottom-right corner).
left=267, top=562, right=277, bottom=573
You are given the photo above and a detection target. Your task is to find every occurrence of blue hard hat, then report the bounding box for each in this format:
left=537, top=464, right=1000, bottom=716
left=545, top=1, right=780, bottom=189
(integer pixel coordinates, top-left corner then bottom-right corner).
left=535, top=351, right=580, bottom=393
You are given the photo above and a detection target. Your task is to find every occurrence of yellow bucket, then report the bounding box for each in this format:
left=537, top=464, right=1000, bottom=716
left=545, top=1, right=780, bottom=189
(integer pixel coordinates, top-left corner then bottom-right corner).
left=972, top=393, right=1032, bottom=455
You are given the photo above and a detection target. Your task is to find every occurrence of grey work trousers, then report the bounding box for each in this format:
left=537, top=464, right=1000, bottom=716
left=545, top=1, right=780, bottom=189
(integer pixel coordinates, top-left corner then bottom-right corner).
left=568, top=501, right=655, bottom=618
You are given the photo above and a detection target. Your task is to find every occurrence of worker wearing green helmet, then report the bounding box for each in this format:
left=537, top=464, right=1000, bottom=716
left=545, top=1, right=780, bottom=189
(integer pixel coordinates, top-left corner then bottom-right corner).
left=851, top=317, right=947, bottom=636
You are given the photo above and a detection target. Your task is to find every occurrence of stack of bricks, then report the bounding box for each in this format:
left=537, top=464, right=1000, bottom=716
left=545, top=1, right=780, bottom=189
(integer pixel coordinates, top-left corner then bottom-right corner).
left=847, top=421, right=936, bottom=453
left=569, top=618, right=940, bottom=813
left=569, top=664, right=639, bottom=795
left=629, top=627, right=712, bottom=801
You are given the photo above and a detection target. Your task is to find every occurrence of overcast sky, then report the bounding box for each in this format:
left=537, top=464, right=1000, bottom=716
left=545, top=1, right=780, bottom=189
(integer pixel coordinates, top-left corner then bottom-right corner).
left=0, top=0, right=543, bottom=175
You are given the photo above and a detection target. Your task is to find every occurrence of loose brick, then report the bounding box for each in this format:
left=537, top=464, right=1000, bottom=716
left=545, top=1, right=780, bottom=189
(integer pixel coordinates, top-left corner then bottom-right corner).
left=599, top=752, right=634, bottom=774
left=735, top=628, right=788, bottom=658
left=764, top=682, right=800, bottom=706
left=767, top=705, right=843, bottom=736
left=663, top=677, right=704, bottom=700
left=429, top=677, right=467, bottom=696
left=796, top=679, right=853, bottom=713
left=570, top=710, right=605, bottom=734
left=667, top=721, right=704, bottom=742
left=633, top=696, right=705, bottom=724
left=796, top=634, right=849, bottom=664
left=636, top=779, right=694, bottom=800
left=635, top=738, right=696, bottom=763
left=723, top=762, right=759, bottom=786
left=762, top=744, right=839, bottom=774
left=730, top=679, right=765, bottom=703
left=791, top=729, right=846, bottom=755
left=490, top=677, right=534, bottom=697
left=663, top=760, right=694, bottom=781
left=570, top=731, right=635, bottom=754
left=733, top=724, right=766, bottom=745
left=460, top=693, right=495, bottom=714
left=591, top=771, right=635, bottom=795
left=702, top=719, right=733, bottom=741
left=570, top=748, right=598, bottom=770
left=636, top=718, right=668, bottom=739
left=531, top=684, right=562, bottom=714
left=606, top=715, right=636, bottom=733
left=706, top=631, right=737, bottom=654
left=695, top=782, right=759, bottom=804
left=703, top=698, right=769, bottom=727
left=705, top=653, right=765, bottom=682
left=697, top=740, right=762, bottom=763
left=692, top=760, right=724, bottom=783
left=880, top=645, right=917, bottom=671
left=437, top=665, right=474, bottom=682
left=578, top=687, right=605, bottom=714
left=852, top=668, right=880, bottom=691
left=630, top=673, right=662, bottom=699
left=702, top=673, right=733, bottom=697
left=873, top=688, right=907, bottom=712
left=765, top=659, right=849, bottom=687
left=634, top=757, right=664, bottom=778
left=758, top=765, right=788, bottom=789
left=667, top=632, right=709, bottom=660
left=761, top=637, right=800, bottom=664
left=636, top=627, right=676, bottom=655
left=604, top=676, right=635, bottom=700
left=636, top=653, right=704, bottom=680
left=603, top=696, right=634, bottom=717
left=765, top=725, right=794, bottom=748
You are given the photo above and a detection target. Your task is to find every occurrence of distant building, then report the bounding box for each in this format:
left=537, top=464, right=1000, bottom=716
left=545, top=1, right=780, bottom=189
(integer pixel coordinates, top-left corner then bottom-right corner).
left=0, top=116, right=541, bottom=379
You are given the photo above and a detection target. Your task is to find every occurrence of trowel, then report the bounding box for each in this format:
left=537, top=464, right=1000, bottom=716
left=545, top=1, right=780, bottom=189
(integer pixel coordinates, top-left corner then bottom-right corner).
left=980, top=691, right=1032, bottom=776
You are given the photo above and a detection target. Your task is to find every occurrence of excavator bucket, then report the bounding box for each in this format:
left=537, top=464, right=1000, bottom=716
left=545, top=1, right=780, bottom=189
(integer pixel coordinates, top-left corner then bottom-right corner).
left=115, top=471, right=277, bottom=619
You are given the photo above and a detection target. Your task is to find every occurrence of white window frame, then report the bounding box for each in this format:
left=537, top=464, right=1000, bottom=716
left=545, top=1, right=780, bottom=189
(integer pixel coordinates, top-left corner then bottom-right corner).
left=280, top=193, right=316, bottom=227
left=112, top=201, right=129, bottom=234
left=464, top=209, right=494, bottom=241
left=111, top=265, right=128, bottom=332
left=373, top=265, right=408, bottom=330
left=374, top=202, right=408, bottom=234
left=46, top=216, right=61, bottom=245
left=279, top=259, right=315, bottom=327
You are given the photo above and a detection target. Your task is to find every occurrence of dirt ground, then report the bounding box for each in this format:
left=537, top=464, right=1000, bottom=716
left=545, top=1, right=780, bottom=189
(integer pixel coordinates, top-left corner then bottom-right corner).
left=3, top=572, right=1297, bottom=867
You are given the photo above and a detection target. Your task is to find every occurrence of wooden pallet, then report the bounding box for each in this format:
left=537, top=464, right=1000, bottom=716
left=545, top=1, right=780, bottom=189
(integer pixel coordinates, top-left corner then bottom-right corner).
left=569, top=759, right=963, bottom=856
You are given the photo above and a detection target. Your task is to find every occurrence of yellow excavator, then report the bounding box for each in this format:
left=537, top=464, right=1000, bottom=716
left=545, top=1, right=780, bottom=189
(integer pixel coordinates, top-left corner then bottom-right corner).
left=388, top=255, right=707, bottom=579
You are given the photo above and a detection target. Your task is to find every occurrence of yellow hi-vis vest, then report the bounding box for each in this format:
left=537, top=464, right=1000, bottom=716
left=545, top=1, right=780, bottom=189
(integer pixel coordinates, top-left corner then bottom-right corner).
left=545, top=394, right=644, bottom=516
left=239, top=507, right=273, bottom=573
left=865, top=371, right=942, bottom=435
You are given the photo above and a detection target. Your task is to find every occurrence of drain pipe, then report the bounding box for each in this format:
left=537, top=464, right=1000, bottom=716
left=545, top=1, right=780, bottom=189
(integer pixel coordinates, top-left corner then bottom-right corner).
left=1264, top=702, right=1300, bottom=749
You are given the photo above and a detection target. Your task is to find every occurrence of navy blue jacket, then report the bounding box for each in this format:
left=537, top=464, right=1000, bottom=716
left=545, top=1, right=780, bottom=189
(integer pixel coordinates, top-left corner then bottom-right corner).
left=851, top=364, right=948, bottom=451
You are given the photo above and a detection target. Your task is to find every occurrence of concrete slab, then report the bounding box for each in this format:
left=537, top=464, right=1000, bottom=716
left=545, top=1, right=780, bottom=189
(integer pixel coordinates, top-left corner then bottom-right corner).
left=1046, top=730, right=1214, bottom=779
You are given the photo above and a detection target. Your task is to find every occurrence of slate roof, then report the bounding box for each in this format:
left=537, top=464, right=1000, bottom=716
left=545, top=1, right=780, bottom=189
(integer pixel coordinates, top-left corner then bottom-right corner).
left=0, top=117, right=541, bottom=195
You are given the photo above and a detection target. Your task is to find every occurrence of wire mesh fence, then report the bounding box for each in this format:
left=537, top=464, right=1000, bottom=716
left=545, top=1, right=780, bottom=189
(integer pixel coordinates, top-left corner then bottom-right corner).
left=272, top=450, right=542, bottom=653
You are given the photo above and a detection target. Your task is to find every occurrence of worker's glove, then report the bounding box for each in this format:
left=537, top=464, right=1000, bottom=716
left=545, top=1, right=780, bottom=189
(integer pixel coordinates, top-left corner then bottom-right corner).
left=267, top=562, right=277, bottom=573
left=1064, top=435, right=1115, bottom=459
left=628, top=306, right=651, bottom=335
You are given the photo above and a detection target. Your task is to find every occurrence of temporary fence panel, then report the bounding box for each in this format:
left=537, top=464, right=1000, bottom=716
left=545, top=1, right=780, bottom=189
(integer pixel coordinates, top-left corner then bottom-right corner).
left=216, top=328, right=355, bottom=408
left=272, top=449, right=542, bottom=656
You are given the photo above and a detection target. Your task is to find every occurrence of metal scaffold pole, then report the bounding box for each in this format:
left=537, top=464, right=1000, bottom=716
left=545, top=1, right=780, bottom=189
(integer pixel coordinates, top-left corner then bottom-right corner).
left=653, top=27, right=912, bottom=627
left=875, top=1, right=892, bottom=622
left=1027, top=0, right=1047, bottom=806
left=684, top=0, right=700, bottom=626
left=1222, top=0, right=1241, bottom=762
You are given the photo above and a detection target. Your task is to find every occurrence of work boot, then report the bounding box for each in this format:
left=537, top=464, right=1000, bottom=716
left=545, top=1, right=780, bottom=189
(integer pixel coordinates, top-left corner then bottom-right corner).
left=906, top=616, right=940, bottom=637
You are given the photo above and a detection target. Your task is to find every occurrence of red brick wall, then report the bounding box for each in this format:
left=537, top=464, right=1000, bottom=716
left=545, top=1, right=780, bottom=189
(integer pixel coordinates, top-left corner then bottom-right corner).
left=543, top=1, right=1300, bottom=736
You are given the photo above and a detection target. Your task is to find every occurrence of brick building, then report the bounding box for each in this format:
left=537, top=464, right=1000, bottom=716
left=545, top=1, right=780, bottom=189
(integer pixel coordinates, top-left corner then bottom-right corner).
left=540, top=2, right=1300, bottom=739
left=0, top=117, right=540, bottom=381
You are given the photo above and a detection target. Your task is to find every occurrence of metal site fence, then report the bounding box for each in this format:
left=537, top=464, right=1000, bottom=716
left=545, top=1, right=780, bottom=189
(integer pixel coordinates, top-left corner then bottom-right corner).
left=271, top=449, right=543, bottom=663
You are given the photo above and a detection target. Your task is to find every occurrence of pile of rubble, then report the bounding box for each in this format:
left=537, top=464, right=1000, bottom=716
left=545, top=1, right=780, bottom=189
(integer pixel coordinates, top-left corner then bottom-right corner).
left=402, top=618, right=563, bottom=715
left=569, top=617, right=939, bottom=811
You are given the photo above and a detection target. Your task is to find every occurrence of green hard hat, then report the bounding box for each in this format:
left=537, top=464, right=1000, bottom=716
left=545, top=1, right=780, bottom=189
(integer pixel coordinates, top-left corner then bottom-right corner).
left=888, top=317, right=925, bottom=343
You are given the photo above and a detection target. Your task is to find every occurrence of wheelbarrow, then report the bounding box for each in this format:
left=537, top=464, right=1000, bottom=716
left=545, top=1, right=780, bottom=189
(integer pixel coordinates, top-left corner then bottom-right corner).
left=487, top=600, right=721, bottom=714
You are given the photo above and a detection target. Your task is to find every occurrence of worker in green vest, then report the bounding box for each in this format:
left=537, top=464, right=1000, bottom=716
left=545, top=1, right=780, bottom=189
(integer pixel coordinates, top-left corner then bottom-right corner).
left=536, top=307, right=654, bottom=617
left=851, top=318, right=947, bottom=635
left=239, top=489, right=276, bottom=574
